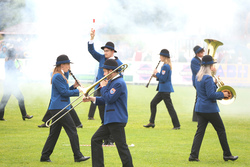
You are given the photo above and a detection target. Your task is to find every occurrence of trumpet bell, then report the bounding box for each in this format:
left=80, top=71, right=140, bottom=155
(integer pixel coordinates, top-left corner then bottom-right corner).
left=217, top=85, right=236, bottom=105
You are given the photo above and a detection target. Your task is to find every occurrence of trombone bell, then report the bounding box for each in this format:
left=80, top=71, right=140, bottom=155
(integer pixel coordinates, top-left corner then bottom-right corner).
left=217, top=85, right=236, bottom=105
left=79, top=87, right=89, bottom=97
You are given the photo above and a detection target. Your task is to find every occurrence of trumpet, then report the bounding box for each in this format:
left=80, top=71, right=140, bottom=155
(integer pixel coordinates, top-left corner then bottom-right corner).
left=204, top=39, right=236, bottom=105
left=45, top=64, right=128, bottom=127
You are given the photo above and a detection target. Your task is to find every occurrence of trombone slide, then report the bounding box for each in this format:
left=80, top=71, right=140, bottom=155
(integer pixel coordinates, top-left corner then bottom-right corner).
left=45, top=64, right=128, bottom=127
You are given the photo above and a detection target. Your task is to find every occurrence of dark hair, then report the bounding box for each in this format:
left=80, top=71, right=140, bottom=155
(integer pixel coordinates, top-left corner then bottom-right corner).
left=7, top=48, right=16, bottom=59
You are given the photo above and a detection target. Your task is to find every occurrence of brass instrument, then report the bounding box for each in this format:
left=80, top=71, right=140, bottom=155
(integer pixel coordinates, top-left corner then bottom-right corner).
left=204, top=39, right=236, bottom=105
left=45, top=64, right=128, bottom=127
left=204, top=39, right=223, bottom=58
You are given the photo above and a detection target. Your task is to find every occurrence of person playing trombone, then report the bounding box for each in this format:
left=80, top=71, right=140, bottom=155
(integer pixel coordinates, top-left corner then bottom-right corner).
left=40, top=55, right=90, bottom=162
left=143, top=49, right=180, bottom=129
left=82, top=59, right=133, bottom=167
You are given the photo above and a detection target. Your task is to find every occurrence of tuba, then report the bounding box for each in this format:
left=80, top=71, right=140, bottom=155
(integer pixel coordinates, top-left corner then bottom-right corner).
left=204, top=39, right=236, bottom=105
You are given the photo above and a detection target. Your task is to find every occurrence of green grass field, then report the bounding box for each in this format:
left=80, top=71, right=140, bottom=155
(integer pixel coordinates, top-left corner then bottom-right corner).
left=0, top=82, right=249, bottom=167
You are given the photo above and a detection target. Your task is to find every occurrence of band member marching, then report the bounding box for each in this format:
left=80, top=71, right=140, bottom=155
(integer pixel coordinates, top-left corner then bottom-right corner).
left=189, top=55, right=238, bottom=162
left=82, top=59, right=133, bottom=167
left=143, top=49, right=180, bottom=129
left=87, top=28, right=123, bottom=145
left=40, top=55, right=90, bottom=162
left=191, top=45, right=205, bottom=122
left=37, top=70, right=83, bottom=128
left=0, top=48, right=33, bottom=121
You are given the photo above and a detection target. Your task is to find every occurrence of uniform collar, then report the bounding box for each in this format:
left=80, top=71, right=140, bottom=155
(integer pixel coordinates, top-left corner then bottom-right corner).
left=110, top=74, right=121, bottom=82
left=195, top=56, right=202, bottom=62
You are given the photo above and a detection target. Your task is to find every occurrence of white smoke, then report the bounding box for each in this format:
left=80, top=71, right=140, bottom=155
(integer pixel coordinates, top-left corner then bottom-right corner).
left=2, top=0, right=250, bottom=81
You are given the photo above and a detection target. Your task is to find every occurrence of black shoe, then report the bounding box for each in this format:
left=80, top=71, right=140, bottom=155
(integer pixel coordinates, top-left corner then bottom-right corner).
left=143, top=123, right=155, bottom=128
left=88, top=117, right=95, bottom=120
left=172, top=127, right=180, bottom=130
left=22, top=115, right=33, bottom=121
left=38, top=123, right=47, bottom=128
left=223, top=155, right=238, bottom=161
left=189, top=156, right=200, bottom=162
left=75, top=156, right=90, bottom=162
left=0, top=118, right=5, bottom=121
left=76, top=124, right=83, bottom=128
left=40, top=158, right=52, bottom=162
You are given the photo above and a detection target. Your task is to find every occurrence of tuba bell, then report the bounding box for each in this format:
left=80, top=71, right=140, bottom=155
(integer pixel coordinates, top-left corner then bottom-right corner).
left=204, top=39, right=236, bottom=105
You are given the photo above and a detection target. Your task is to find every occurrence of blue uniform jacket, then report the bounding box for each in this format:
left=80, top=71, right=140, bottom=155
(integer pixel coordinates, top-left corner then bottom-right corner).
left=49, top=73, right=79, bottom=110
left=191, top=56, right=201, bottom=87
left=88, top=42, right=123, bottom=89
left=155, top=64, right=174, bottom=92
left=195, top=75, right=224, bottom=113
left=95, top=76, right=128, bottom=125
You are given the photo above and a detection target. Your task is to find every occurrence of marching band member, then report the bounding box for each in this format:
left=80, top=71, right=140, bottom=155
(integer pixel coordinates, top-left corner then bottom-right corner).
left=191, top=45, right=205, bottom=122
left=143, top=49, right=180, bottom=129
left=83, top=59, right=133, bottom=167
left=87, top=28, right=123, bottom=145
left=40, top=55, right=90, bottom=162
left=189, top=55, right=238, bottom=162
left=37, top=70, right=83, bottom=128
left=0, top=48, right=33, bottom=121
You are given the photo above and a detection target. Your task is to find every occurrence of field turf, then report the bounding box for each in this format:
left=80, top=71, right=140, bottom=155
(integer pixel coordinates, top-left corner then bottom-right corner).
left=0, top=82, right=249, bottom=167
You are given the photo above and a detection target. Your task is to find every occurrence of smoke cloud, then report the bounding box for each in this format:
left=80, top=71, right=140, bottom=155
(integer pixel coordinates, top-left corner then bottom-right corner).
left=1, top=0, right=250, bottom=81
left=0, top=0, right=249, bottom=115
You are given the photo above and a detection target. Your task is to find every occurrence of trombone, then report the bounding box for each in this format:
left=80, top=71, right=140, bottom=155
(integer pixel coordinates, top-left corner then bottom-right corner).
left=204, top=39, right=236, bottom=105
left=45, top=64, right=128, bottom=127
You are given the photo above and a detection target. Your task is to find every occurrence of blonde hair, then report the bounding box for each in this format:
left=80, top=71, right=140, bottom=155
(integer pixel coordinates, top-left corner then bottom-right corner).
left=163, top=57, right=172, bottom=70
left=51, top=65, right=68, bottom=84
left=197, top=65, right=212, bottom=82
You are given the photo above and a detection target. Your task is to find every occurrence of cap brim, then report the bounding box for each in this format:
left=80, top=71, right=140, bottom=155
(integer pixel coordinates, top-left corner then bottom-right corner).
left=101, top=46, right=117, bottom=53
left=54, top=62, right=73, bottom=66
left=195, top=48, right=205, bottom=54
left=199, top=62, right=217, bottom=65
